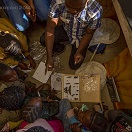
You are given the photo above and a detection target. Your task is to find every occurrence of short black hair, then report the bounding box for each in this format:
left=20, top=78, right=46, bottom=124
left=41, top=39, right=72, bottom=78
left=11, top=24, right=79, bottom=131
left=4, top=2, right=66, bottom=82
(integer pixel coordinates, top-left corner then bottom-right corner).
left=25, top=126, right=50, bottom=132
left=90, top=112, right=108, bottom=132
left=0, top=85, right=25, bottom=111
left=0, top=63, right=10, bottom=79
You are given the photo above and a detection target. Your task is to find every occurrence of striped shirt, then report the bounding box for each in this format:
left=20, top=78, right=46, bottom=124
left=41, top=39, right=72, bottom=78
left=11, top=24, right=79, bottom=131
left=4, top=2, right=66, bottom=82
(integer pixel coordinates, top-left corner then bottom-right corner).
left=49, top=0, right=103, bottom=47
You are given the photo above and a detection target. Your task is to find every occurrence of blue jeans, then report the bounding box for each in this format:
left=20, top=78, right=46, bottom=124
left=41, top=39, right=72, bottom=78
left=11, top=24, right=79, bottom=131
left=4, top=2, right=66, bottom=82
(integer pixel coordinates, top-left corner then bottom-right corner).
left=56, top=99, right=72, bottom=132
left=3, top=0, right=51, bottom=31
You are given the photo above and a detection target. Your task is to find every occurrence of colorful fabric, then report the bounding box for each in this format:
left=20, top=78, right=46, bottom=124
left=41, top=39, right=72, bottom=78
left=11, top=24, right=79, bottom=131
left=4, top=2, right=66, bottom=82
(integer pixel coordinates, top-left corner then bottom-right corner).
left=19, top=119, right=64, bottom=132
left=48, top=120, right=64, bottom=132
left=16, top=118, right=54, bottom=132
left=69, top=116, right=91, bottom=132
left=49, top=0, right=103, bottom=47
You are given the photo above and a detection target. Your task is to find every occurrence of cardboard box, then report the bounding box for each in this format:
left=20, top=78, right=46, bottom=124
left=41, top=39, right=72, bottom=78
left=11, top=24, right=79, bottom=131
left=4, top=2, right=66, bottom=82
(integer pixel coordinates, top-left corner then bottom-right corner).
left=62, top=74, right=101, bottom=103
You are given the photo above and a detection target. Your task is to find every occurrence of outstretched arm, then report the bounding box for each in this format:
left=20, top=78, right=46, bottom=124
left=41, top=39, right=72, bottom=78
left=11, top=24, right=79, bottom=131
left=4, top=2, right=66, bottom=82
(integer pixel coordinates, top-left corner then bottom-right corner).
left=74, top=28, right=95, bottom=64
left=45, top=17, right=59, bottom=73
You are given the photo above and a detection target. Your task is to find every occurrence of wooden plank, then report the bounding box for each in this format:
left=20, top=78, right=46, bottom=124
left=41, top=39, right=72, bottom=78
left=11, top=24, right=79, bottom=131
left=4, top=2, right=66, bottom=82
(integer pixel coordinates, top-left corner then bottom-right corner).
left=112, top=0, right=132, bottom=57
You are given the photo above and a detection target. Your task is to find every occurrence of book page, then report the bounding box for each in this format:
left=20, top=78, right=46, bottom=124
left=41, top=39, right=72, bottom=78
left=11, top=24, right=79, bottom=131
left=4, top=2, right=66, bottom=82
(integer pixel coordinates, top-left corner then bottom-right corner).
left=62, top=75, right=80, bottom=101
left=33, top=61, right=52, bottom=83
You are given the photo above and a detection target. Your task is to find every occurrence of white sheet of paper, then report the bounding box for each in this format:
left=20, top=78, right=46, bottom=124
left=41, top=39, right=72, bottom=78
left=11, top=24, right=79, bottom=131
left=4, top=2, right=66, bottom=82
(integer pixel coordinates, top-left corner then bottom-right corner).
left=33, top=61, right=52, bottom=83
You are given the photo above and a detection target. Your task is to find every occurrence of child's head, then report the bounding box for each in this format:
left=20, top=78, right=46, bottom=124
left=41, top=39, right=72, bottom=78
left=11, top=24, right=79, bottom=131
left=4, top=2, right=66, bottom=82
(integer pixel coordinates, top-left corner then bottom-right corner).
left=25, top=126, right=50, bottom=132
left=22, top=97, right=42, bottom=123
left=78, top=110, right=108, bottom=132
left=0, top=31, right=22, bottom=55
left=0, top=63, right=18, bottom=82
left=0, top=85, right=25, bottom=111
left=65, top=0, right=87, bottom=15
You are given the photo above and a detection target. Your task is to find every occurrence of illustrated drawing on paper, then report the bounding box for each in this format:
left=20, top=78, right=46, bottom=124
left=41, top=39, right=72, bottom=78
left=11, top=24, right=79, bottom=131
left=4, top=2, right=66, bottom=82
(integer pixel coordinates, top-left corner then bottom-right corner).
left=63, top=75, right=80, bottom=101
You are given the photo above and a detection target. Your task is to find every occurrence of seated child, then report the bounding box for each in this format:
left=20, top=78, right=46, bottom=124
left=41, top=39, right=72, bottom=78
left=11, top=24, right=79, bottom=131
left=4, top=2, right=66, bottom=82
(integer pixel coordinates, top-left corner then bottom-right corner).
left=67, top=107, right=108, bottom=132
left=0, top=18, right=36, bottom=70
left=0, top=85, right=26, bottom=130
left=0, top=80, right=36, bottom=130
left=22, top=83, right=60, bottom=122
left=21, top=83, right=76, bottom=131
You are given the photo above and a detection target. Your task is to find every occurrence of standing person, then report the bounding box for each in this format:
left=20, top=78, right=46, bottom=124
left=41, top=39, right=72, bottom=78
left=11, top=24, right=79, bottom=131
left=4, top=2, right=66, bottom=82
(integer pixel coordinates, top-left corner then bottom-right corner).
left=40, top=0, right=103, bottom=71
left=0, top=18, right=36, bottom=70
left=2, top=0, right=51, bottom=31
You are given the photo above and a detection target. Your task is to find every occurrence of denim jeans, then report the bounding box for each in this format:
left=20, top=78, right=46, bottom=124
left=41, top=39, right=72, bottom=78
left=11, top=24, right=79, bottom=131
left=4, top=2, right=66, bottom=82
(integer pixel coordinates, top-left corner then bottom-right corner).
left=56, top=99, right=72, bottom=132
left=3, top=0, right=51, bottom=31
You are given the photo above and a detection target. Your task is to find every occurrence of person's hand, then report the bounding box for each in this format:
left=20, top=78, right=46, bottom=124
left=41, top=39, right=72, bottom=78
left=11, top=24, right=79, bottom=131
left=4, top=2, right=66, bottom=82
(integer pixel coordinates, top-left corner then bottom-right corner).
left=27, top=0, right=36, bottom=22
left=26, top=55, right=36, bottom=69
left=70, top=123, right=82, bottom=132
left=18, top=62, right=30, bottom=70
left=74, top=53, right=84, bottom=65
left=23, top=4, right=32, bottom=17
left=66, top=108, right=75, bottom=119
left=94, top=102, right=109, bottom=113
left=45, top=57, right=54, bottom=74
left=5, top=40, right=22, bottom=55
